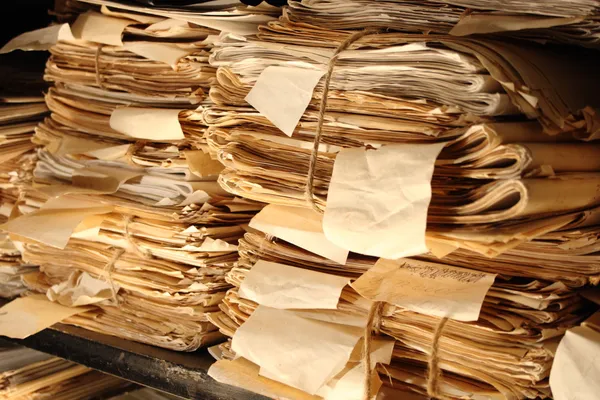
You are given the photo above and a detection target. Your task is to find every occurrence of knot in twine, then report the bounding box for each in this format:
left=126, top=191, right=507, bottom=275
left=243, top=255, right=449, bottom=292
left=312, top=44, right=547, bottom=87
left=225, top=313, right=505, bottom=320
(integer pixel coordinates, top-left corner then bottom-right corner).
left=305, top=28, right=381, bottom=214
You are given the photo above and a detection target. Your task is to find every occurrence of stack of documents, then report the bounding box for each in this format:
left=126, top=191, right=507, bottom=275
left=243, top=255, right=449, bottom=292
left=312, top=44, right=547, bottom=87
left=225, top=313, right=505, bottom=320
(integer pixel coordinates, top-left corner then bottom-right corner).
left=0, top=346, right=134, bottom=400
left=207, top=226, right=596, bottom=400
left=285, top=0, right=600, bottom=48
left=0, top=3, right=266, bottom=351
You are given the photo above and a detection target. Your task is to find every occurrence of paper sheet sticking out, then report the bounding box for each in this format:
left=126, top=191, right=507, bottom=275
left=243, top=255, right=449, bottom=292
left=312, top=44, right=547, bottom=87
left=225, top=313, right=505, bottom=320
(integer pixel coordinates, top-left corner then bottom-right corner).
left=245, top=66, right=325, bottom=136
left=0, top=197, right=113, bottom=249
left=249, top=204, right=349, bottom=264
left=122, top=42, right=192, bottom=69
left=450, top=14, right=585, bottom=36
left=47, top=271, right=118, bottom=307
left=0, top=295, right=90, bottom=339
left=323, top=143, right=445, bottom=259
left=231, top=305, right=363, bottom=394
left=351, top=258, right=496, bottom=321
left=71, top=11, right=133, bottom=46
left=0, top=24, right=74, bottom=54
left=184, top=150, right=225, bottom=178
left=238, top=260, right=349, bottom=309
left=550, top=319, right=600, bottom=400
left=110, top=107, right=184, bottom=140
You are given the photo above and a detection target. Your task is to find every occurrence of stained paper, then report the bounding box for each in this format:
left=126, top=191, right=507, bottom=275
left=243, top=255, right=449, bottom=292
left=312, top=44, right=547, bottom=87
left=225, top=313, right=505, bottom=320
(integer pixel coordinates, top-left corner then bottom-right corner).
left=323, top=143, right=445, bottom=259
left=231, top=305, right=363, bottom=394
left=0, top=295, right=90, bottom=339
left=245, top=66, right=325, bottom=136
left=184, top=150, right=224, bottom=178
left=238, top=260, right=349, bottom=309
left=249, top=204, right=348, bottom=264
left=0, top=24, right=74, bottom=54
left=71, top=11, right=133, bottom=46
left=351, top=258, right=496, bottom=321
left=110, top=107, right=184, bottom=140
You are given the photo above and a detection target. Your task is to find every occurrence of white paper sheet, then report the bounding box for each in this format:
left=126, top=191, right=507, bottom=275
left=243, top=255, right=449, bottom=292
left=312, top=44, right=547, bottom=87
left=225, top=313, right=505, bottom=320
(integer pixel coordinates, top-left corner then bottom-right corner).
left=351, top=258, right=496, bottom=321
left=0, top=24, right=74, bottom=54
left=238, top=260, right=349, bottom=309
left=245, top=66, right=325, bottom=136
left=323, top=143, right=445, bottom=259
left=249, top=204, right=348, bottom=264
left=231, top=305, right=363, bottom=394
left=110, top=107, right=184, bottom=140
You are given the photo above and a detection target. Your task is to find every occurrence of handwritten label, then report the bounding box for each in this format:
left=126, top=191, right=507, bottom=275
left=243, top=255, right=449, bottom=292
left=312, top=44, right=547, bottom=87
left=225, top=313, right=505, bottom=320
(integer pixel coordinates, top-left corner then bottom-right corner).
left=351, top=258, right=496, bottom=321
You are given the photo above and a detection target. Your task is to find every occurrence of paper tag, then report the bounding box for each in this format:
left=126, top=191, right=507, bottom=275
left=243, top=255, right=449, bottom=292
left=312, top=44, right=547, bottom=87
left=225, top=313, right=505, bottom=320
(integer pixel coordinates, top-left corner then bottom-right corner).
left=231, top=305, right=363, bottom=394
left=0, top=295, right=90, bottom=339
left=550, top=325, right=600, bottom=400
left=323, top=143, right=445, bottom=259
left=351, top=258, right=496, bottom=321
left=238, top=260, right=349, bottom=310
left=110, top=107, right=184, bottom=141
left=249, top=204, right=348, bottom=264
left=0, top=24, right=74, bottom=54
left=245, top=66, right=325, bottom=136
left=71, top=11, right=133, bottom=46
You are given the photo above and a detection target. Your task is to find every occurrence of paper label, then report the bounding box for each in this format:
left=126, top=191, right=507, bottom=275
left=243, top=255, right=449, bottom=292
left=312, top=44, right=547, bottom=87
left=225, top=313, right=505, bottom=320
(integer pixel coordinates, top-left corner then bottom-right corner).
left=238, top=260, right=349, bottom=310
left=0, top=24, right=74, bottom=54
left=110, top=107, right=184, bottom=141
left=71, top=11, right=133, bottom=46
left=231, top=305, right=363, bottom=394
left=351, top=258, right=496, bottom=321
left=249, top=204, right=348, bottom=264
left=323, top=143, right=445, bottom=259
left=245, top=66, right=325, bottom=136
left=0, top=295, right=90, bottom=339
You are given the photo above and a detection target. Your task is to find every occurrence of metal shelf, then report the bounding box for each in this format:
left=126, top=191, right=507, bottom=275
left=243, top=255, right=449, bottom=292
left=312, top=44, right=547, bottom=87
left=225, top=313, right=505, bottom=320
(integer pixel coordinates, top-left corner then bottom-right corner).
left=0, top=325, right=267, bottom=400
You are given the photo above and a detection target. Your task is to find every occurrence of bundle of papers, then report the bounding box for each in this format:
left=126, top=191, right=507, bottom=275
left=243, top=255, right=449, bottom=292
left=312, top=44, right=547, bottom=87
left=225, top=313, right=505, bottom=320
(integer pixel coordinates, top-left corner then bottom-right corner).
left=286, top=0, right=600, bottom=48
left=0, top=347, right=134, bottom=400
left=207, top=228, right=595, bottom=399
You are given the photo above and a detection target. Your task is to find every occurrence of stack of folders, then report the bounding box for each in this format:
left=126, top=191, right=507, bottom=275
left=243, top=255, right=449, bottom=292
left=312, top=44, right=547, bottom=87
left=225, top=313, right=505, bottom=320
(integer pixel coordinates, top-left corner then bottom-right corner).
left=203, top=2, right=600, bottom=400
left=0, top=346, right=134, bottom=400
left=0, top=0, right=270, bottom=351
left=0, top=52, right=49, bottom=298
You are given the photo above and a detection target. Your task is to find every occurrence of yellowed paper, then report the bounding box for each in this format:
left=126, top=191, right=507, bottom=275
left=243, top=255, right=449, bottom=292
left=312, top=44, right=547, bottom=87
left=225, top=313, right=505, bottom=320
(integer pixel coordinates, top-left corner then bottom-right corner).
left=550, top=321, right=600, bottom=400
left=249, top=204, right=349, bottom=264
left=100, top=5, right=164, bottom=24
left=245, top=66, right=325, bottom=136
left=0, top=197, right=113, bottom=249
left=109, top=107, right=184, bottom=140
left=238, top=260, right=349, bottom=309
left=47, top=271, right=118, bottom=307
left=0, top=295, right=90, bottom=339
left=122, top=42, right=192, bottom=69
left=450, top=14, right=585, bottom=36
left=0, top=24, right=74, bottom=54
left=71, top=11, right=133, bottom=46
left=323, top=143, right=445, bottom=259
left=184, top=150, right=224, bottom=178
left=232, top=305, right=363, bottom=394
left=351, top=258, right=496, bottom=321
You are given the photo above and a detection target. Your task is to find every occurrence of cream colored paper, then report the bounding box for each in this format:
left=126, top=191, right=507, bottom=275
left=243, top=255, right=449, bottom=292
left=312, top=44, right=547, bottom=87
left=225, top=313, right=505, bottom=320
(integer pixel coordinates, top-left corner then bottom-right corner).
left=122, top=42, right=192, bottom=69
left=249, top=204, right=348, bottom=264
left=351, top=258, right=496, bottom=321
left=550, top=321, right=600, bottom=400
left=323, top=143, right=445, bottom=259
left=109, top=107, right=184, bottom=140
left=450, top=14, right=585, bottom=36
left=231, top=305, right=363, bottom=394
left=0, top=24, right=74, bottom=54
left=71, top=11, right=133, bottom=46
left=245, top=66, right=325, bottom=136
left=0, top=197, right=113, bottom=249
left=0, top=295, right=90, bottom=339
left=319, top=363, right=382, bottom=400
left=47, top=271, right=118, bottom=307
left=100, top=5, right=163, bottom=24
left=238, top=260, right=349, bottom=309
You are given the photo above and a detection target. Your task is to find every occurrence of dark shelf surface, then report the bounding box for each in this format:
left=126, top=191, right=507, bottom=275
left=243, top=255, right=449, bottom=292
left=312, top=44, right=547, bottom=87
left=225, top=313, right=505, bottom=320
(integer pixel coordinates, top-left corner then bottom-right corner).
left=0, top=324, right=268, bottom=400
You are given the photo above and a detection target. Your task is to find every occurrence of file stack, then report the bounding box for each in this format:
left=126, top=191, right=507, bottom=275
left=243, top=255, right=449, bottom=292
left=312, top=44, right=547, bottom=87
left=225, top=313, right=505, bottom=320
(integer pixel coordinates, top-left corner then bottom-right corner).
left=204, top=3, right=600, bottom=399
left=0, top=1, right=272, bottom=350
